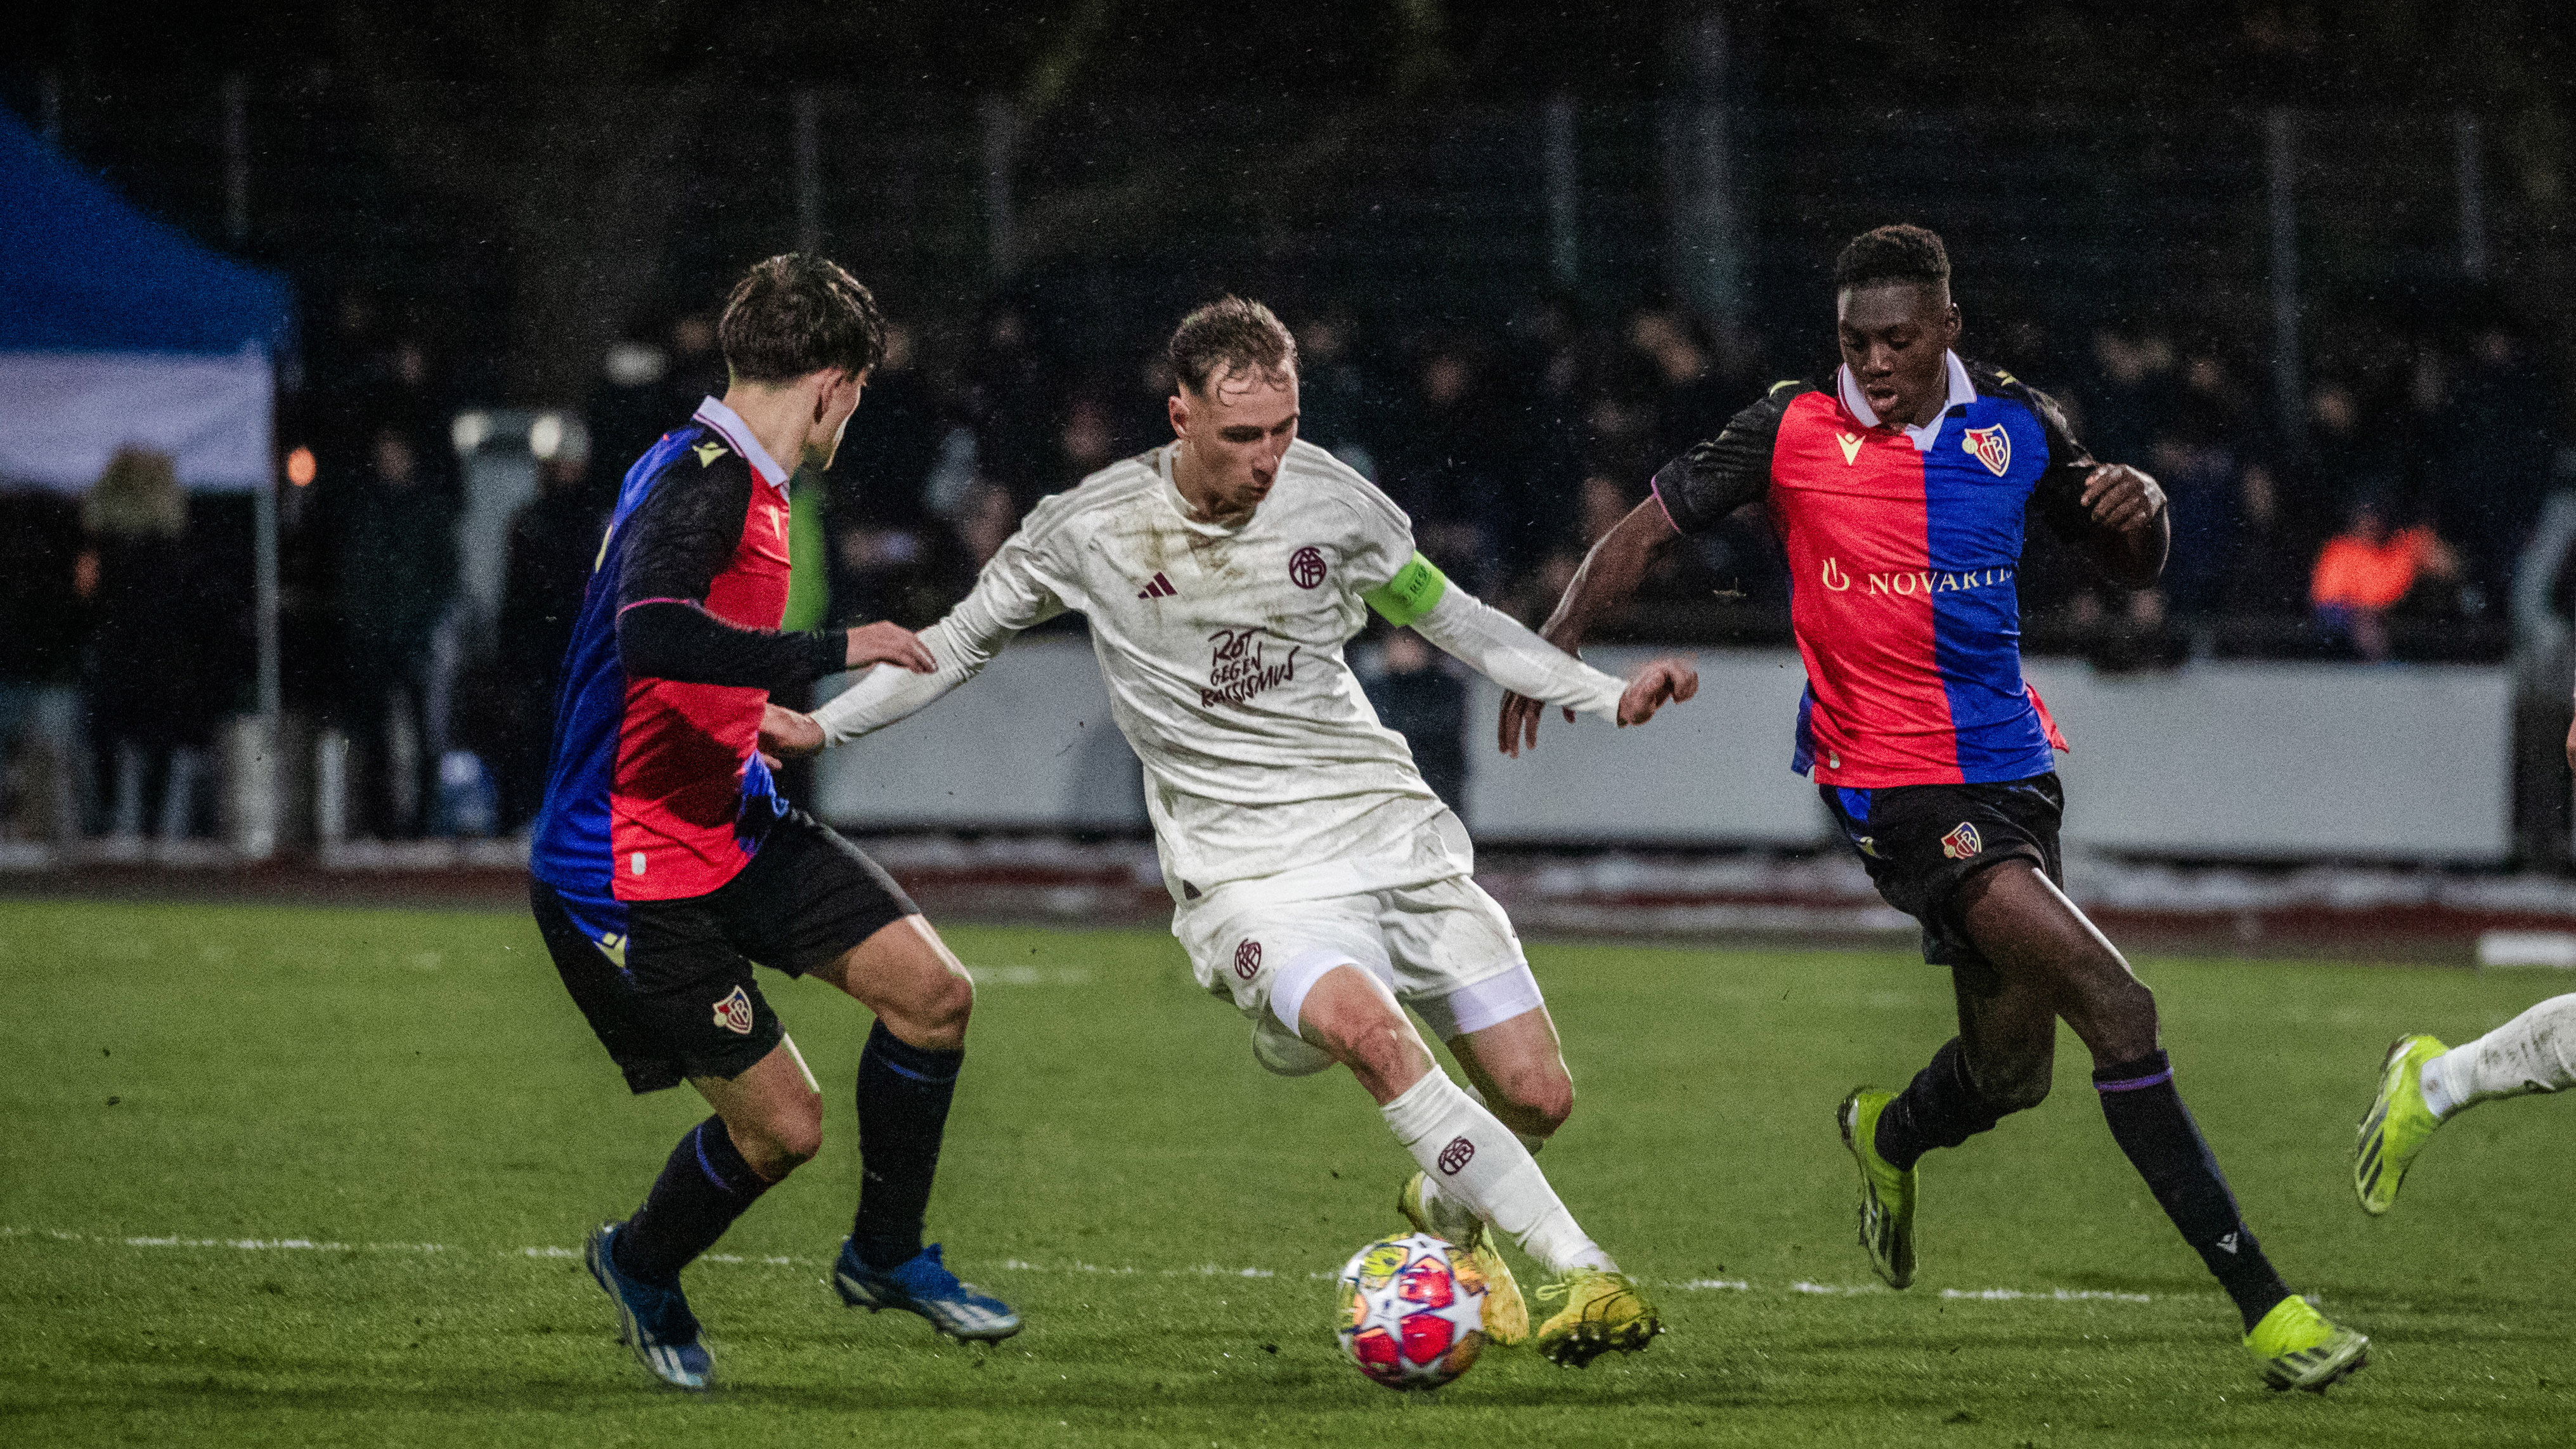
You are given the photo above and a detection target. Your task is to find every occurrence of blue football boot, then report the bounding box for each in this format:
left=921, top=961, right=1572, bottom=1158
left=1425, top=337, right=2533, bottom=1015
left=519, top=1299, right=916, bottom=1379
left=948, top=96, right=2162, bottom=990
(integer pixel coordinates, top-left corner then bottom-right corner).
left=583, top=1221, right=714, bottom=1389
left=831, top=1239, right=1023, bottom=1341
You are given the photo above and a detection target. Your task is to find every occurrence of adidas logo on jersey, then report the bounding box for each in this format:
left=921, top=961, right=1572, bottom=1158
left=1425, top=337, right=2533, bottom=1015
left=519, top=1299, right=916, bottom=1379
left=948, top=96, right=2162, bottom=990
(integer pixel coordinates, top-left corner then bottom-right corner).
left=1137, top=572, right=1177, bottom=599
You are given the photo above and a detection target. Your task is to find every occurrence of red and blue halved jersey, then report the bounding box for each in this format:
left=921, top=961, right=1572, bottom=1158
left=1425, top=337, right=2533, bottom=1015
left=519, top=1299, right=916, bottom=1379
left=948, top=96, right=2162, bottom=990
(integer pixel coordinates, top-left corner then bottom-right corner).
left=531, top=398, right=841, bottom=953
left=1652, top=356, right=2093, bottom=788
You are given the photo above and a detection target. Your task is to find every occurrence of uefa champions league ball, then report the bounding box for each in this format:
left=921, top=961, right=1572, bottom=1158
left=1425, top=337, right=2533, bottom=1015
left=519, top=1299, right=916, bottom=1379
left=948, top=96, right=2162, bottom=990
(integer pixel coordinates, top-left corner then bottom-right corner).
left=1333, top=1231, right=1487, bottom=1391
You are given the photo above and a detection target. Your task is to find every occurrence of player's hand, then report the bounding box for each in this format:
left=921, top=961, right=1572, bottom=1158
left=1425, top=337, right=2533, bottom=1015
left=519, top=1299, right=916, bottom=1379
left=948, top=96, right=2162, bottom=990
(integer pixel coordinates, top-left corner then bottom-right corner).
left=760, top=701, right=824, bottom=763
left=1617, top=656, right=1699, bottom=728
left=846, top=621, right=935, bottom=672
left=1498, top=690, right=1574, bottom=758
left=2080, top=464, right=2165, bottom=536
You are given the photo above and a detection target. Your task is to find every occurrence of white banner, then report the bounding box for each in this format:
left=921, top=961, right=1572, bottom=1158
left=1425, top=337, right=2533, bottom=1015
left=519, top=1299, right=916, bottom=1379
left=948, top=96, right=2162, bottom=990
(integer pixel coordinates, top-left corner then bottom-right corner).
left=0, top=348, right=273, bottom=491
left=815, top=640, right=2513, bottom=862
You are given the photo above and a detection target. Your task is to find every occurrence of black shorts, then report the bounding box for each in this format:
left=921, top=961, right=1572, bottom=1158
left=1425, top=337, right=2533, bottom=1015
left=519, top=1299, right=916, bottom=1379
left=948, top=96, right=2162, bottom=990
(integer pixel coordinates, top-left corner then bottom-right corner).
left=1821, top=772, right=2064, bottom=982
left=529, top=809, right=919, bottom=1094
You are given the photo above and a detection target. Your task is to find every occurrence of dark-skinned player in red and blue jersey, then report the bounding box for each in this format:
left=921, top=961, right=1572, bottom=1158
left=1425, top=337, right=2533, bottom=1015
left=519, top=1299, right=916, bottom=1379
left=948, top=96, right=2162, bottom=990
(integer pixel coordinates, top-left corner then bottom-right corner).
left=528, top=254, right=1019, bottom=1391
left=1506, top=226, right=2367, bottom=1391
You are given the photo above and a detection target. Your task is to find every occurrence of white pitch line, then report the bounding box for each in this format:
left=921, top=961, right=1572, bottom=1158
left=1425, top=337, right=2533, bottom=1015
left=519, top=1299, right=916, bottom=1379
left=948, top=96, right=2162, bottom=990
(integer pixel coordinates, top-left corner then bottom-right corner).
left=1939, top=1287, right=2154, bottom=1304
left=3, top=1227, right=2155, bottom=1304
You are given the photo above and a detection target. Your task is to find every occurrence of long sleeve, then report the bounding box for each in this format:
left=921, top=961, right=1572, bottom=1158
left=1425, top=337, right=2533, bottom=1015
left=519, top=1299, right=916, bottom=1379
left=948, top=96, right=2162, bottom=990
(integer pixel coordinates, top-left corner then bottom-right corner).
left=811, top=511, right=1070, bottom=744
left=1650, top=382, right=1799, bottom=535
left=614, top=453, right=843, bottom=691
left=1408, top=584, right=1626, bottom=719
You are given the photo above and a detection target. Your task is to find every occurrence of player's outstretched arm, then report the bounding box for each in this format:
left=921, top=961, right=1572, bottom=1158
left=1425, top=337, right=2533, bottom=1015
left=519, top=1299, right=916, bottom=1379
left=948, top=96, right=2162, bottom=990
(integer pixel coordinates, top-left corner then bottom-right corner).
left=1383, top=552, right=1698, bottom=757
left=614, top=460, right=934, bottom=691
left=805, top=520, right=1070, bottom=747
left=1498, top=498, right=1681, bottom=755
left=805, top=604, right=1033, bottom=748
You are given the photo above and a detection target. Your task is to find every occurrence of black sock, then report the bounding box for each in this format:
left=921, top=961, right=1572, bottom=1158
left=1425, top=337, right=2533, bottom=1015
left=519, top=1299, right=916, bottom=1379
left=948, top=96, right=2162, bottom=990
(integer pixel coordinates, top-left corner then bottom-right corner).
left=2094, top=1049, right=2293, bottom=1331
left=1873, top=1037, right=2007, bottom=1170
left=614, top=1115, right=773, bottom=1287
left=852, top=1020, right=963, bottom=1270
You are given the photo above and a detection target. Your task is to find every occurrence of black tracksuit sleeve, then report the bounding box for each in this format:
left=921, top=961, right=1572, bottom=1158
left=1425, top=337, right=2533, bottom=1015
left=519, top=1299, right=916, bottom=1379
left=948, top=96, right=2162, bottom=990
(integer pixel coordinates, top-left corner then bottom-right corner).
left=2017, top=381, right=2102, bottom=546
left=612, top=453, right=843, bottom=691
left=1648, top=382, right=1806, bottom=533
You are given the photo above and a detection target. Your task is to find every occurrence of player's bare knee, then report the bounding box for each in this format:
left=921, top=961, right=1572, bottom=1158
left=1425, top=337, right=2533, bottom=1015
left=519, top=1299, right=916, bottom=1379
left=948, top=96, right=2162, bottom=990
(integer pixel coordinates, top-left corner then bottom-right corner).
left=1492, top=1063, right=1574, bottom=1136
left=922, top=968, right=975, bottom=1037
left=736, top=1110, right=822, bottom=1179
left=1342, top=1023, right=1416, bottom=1089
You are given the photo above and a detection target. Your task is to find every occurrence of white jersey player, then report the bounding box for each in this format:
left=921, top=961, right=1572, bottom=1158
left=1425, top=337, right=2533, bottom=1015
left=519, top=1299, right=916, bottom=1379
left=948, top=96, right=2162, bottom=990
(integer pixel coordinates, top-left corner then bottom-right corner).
left=777, top=298, right=1696, bottom=1367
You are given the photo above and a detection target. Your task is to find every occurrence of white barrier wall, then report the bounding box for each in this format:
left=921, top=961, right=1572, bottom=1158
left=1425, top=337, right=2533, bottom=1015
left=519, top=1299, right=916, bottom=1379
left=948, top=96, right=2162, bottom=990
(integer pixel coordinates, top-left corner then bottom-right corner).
left=812, top=639, right=2514, bottom=862
left=2024, top=658, right=2511, bottom=861
left=813, top=640, right=1145, bottom=829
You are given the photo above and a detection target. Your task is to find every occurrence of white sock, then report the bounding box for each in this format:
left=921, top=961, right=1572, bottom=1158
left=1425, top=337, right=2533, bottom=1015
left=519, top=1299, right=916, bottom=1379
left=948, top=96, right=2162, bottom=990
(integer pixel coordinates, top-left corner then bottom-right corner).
left=2423, top=993, right=2576, bottom=1121
left=1381, top=1071, right=1613, bottom=1275
left=1418, top=1082, right=1550, bottom=1240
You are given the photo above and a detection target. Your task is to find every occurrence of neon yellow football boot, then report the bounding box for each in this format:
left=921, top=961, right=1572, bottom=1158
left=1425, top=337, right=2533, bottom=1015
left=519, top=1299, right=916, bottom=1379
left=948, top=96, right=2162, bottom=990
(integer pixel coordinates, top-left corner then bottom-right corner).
left=1837, top=1088, right=1917, bottom=1289
left=2246, top=1294, right=2369, bottom=1391
left=2355, top=1035, right=2447, bottom=1216
left=1531, top=1268, right=1662, bottom=1368
left=1398, top=1171, right=1528, bottom=1346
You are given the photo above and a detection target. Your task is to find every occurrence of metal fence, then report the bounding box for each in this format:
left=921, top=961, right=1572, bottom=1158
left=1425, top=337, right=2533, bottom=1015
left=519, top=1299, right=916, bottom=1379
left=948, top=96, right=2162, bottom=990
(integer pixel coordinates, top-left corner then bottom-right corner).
left=4, top=75, right=2534, bottom=405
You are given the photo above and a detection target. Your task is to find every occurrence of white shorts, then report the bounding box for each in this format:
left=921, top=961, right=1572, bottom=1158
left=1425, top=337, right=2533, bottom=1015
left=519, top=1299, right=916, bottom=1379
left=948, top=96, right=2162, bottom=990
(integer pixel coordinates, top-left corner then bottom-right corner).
left=1174, top=874, right=1547, bottom=1076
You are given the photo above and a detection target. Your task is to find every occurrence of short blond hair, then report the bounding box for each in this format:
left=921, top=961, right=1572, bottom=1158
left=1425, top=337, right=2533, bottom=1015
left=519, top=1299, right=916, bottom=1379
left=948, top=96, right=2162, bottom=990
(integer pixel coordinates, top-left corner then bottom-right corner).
left=1169, top=296, right=1297, bottom=396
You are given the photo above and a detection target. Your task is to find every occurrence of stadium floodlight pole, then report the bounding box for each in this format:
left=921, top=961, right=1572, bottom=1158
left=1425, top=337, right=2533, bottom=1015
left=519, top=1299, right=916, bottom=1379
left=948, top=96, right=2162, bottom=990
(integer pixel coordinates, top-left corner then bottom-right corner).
left=2456, top=112, right=2488, bottom=282
left=249, top=419, right=282, bottom=861
left=1544, top=96, right=1579, bottom=290
left=2265, top=107, right=2305, bottom=453
left=981, top=96, right=1019, bottom=278
left=794, top=91, right=821, bottom=256
left=223, top=74, right=249, bottom=245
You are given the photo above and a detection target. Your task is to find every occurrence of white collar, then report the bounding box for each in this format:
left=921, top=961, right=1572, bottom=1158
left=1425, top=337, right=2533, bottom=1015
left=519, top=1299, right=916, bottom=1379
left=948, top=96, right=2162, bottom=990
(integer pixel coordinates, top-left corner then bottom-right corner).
left=1838, top=351, right=1975, bottom=452
left=690, top=396, right=792, bottom=493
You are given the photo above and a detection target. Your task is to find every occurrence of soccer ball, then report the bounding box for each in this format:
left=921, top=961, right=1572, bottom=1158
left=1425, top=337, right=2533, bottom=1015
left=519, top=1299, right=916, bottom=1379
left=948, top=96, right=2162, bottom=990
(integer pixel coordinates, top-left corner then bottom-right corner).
left=1333, top=1231, right=1487, bottom=1392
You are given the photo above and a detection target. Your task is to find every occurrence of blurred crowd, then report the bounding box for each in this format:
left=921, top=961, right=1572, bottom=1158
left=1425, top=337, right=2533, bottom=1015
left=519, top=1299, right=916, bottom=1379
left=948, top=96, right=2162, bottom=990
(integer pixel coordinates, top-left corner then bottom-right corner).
left=0, top=287, right=2566, bottom=844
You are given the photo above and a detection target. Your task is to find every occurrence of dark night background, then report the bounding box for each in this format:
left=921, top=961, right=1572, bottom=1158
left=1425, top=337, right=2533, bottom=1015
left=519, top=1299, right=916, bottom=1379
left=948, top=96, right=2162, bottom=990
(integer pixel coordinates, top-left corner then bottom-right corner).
left=6, top=1, right=2574, bottom=845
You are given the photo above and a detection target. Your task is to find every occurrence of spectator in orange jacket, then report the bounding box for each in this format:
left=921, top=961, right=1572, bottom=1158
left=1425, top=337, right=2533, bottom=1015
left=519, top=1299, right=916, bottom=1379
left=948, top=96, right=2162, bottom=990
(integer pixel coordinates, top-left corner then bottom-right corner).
left=2310, top=498, right=2461, bottom=661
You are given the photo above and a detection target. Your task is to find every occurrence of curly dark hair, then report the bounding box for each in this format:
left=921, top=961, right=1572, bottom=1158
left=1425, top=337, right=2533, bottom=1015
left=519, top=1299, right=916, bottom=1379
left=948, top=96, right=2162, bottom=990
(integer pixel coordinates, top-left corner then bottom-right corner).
left=1833, top=224, right=1951, bottom=294
left=718, top=253, right=887, bottom=384
left=1169, top=296, right=1297, bottom=396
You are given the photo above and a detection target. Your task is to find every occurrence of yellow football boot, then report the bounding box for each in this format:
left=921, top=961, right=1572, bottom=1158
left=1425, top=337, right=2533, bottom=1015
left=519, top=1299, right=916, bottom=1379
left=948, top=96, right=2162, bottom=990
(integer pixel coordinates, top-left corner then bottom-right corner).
left=2355, top=1035, right=2447, bottom=1216
left=1531, top=1268, right=1661, bottom=1368
left=2246, top=1294, right=2369, bottom=1392
left=1398, top=1171, right=1528, bottom=1346
left=1837, top=1088, right=1917, bottom=1289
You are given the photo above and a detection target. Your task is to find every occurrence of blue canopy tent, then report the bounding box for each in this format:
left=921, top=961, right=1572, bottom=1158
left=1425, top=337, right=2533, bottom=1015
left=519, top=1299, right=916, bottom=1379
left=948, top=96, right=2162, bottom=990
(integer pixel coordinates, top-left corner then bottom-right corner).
left=0, top=107, right=293, bottom=489
left=0, top=107, right=298, bottom=853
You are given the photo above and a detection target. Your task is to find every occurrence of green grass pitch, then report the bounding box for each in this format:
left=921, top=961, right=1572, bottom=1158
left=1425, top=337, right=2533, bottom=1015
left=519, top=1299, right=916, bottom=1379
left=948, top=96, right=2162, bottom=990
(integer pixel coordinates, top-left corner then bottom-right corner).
left=1, top=897, right=2569, bottom=1447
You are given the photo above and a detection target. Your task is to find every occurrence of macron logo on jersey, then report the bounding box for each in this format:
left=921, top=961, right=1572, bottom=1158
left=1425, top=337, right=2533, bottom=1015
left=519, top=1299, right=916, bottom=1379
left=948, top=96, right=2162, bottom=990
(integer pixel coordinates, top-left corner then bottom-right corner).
left=1137, top=573, right=1177, bottom=599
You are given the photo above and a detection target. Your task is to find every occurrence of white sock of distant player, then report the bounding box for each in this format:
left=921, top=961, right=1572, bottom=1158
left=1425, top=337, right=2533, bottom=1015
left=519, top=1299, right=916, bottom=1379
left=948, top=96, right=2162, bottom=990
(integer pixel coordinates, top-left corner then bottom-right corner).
left=1415, top=1081, right=1549, bottom=1243
left=2418, top=993, right=2576, bottom=1119
left=1381, top=1071, right=1614, bottom=1274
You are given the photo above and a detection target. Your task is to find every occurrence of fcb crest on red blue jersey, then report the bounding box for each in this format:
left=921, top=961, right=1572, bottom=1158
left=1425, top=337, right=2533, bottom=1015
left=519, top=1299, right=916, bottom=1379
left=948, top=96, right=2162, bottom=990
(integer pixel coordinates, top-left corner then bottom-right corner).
left=1962, top=425, right=2011, bottom=476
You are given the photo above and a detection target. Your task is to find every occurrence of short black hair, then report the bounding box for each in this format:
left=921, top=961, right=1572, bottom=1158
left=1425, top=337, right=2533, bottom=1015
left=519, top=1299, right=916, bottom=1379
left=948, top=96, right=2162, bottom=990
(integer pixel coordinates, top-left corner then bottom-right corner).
left=1834, top=224, right=1951, bottom=294
left=1169, top=296, right=1297, bottom=396
left=718, top=253, right=887, bottom=384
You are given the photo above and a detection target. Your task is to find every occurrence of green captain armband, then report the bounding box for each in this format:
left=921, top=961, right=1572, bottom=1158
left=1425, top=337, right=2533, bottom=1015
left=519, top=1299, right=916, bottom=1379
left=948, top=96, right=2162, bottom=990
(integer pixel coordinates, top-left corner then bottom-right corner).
left=1363, top=552, right=1450, bottom=628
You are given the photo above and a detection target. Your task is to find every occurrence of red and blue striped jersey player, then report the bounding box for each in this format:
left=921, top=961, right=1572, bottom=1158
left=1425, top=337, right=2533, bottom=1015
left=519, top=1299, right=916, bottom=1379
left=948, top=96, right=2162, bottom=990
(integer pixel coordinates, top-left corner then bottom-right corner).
left=526, top=254, right=1020, bottom=1392
left=1510, top=225, right=2367, bottom=1392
